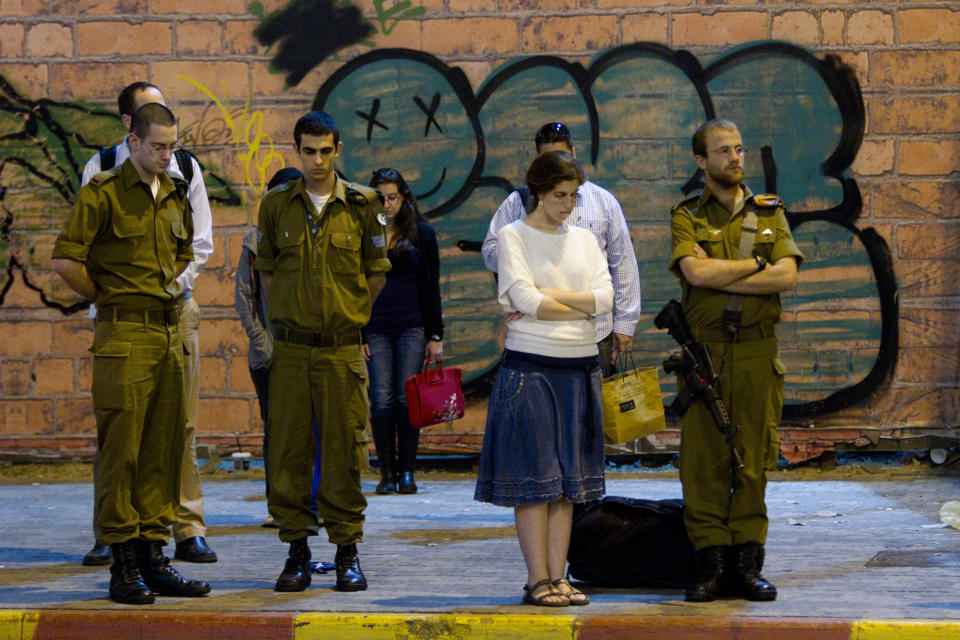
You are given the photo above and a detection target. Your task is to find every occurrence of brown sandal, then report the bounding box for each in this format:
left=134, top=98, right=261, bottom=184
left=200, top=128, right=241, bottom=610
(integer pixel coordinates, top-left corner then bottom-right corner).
left=523, top=578, right=569, bottom=607
left=553, top=578, right=590, bottom=606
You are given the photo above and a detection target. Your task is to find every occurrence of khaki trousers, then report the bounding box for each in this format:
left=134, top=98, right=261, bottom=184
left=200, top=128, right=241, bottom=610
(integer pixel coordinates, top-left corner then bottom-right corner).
left=267, top=340, right=369, bottom=545
left=679, top=336, right=784, bottom=550
left=92, top=317, right=185, bottom=544
left=173, top=295, right=206, bottom=541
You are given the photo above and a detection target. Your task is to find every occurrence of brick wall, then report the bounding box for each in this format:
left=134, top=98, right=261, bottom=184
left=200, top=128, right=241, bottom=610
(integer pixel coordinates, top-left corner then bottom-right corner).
left=0, top=1, right=957, bottom=459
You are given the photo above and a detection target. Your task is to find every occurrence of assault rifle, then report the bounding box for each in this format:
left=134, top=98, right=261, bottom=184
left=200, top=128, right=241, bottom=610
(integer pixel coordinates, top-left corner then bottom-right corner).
left=654, top=300, right=744, bottom=471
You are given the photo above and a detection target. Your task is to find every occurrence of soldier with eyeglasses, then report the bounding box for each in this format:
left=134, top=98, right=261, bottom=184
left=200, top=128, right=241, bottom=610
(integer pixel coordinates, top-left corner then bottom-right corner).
left=78, top=82, right=216, bottom=569
left=669, top=119, right=803, bottom=602
left=53, top=103, right=211, bottom=605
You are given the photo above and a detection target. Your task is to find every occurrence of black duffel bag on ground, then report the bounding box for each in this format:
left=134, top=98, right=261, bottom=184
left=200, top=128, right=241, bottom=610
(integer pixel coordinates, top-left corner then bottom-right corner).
left=567, top=496, right=696, bottom=588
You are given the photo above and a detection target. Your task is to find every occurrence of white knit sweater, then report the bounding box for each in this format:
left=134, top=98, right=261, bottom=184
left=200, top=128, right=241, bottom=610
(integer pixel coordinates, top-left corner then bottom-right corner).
left=497, top=219, right=614, bottom=358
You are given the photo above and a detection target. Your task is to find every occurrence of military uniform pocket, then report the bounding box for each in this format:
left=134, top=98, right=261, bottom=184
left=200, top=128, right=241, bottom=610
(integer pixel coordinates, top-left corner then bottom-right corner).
left=274, top=221, right=305, bottom=271
left=354, top=428, right=369, bottom=472
left=89, top=336, right=132, bottom=411
left=329, top=231, right=362, bottom=274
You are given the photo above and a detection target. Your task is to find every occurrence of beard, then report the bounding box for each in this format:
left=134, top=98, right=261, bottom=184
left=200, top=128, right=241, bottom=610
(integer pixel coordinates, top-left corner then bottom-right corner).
left=707, top=165, right=743, bottom=188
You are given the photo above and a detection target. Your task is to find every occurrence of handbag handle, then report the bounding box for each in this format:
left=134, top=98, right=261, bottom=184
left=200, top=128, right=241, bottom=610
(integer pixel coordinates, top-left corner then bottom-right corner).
left=421, top=358, right=446, bottom=383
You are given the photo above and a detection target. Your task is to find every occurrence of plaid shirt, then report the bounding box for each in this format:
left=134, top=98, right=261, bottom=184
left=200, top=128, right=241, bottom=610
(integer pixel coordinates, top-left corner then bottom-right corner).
left=482, top=180, right=641, bottom=341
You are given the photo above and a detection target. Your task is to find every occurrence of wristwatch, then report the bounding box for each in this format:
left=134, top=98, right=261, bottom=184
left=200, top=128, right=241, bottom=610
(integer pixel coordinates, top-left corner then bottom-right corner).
left=753, top=254, right=767, bottom=273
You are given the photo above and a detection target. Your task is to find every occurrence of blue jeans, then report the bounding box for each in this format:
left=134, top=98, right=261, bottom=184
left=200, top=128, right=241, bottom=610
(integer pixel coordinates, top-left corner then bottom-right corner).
left=366, top=327, right=425, bottom=471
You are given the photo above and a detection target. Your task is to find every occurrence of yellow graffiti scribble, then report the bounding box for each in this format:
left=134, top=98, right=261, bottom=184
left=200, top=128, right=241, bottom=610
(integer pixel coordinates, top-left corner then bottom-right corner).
left=177, top=75, right=284, bottom=197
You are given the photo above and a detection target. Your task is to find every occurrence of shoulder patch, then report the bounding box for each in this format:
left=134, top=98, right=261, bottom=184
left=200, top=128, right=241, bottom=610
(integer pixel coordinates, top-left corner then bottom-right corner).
left=753, top=194, right=783, bottom=208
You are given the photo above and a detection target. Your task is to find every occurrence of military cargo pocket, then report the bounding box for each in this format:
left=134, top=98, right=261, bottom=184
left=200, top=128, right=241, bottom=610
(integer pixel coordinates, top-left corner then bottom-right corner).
left=89, top=337, right=132, bottom=411
left=354, top=428, right=369, bottom=472
left=329, top=231, right=362, bottom=274
left=347, top=358, right=368, bottom=382
left=765, top=356, right=788, bottom=470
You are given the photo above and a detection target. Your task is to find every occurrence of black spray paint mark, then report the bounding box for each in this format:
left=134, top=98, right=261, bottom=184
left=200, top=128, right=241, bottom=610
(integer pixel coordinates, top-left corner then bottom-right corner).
left=254, top=0, right=375, bottom=88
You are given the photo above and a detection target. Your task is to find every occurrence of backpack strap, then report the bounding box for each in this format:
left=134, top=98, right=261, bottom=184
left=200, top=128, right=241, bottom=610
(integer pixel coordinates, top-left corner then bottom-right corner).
left=722, top=203, right=759, bottom=334
left=98, top=146, right=117, bottom=171
left=174, top=148, right=195, bottom=185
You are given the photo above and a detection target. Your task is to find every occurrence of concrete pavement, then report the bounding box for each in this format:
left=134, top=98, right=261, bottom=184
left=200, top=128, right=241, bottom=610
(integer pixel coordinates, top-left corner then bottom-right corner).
left=1, top=471, right=959, bottom=638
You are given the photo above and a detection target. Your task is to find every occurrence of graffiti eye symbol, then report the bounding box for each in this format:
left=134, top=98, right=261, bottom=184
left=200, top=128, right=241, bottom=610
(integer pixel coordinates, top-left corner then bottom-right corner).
left=356, top=98, right=389, bottom=143
left=413, top=93, right=443, bottom=138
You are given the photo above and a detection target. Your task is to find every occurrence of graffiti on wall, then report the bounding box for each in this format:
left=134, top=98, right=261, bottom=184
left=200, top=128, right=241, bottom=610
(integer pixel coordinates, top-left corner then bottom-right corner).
left=0, top=32, right=898, bottom=420
left=312, top=43, right=897, bottom=418
left=0, top=75, right=239, bottom=311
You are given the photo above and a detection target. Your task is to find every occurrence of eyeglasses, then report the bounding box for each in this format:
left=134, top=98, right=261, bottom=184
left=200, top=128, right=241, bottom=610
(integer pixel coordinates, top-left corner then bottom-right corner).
left=145, top=141, right=181, bottom=154
left=710, top=145, right=746, bottom=158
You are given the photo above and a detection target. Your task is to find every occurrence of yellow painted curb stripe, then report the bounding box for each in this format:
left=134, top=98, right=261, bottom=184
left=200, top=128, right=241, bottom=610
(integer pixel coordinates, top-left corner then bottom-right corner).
left=854, top=619, right=960, bottom=640
left=295, top=613, right=576, bottom=640
left=0, top=611, right=38, bottom=640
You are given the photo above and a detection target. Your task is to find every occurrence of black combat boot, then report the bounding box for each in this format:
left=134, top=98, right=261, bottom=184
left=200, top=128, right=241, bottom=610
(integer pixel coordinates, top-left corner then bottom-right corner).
left=396, top=412, right=419, bottom=494
left=275, top=537, right=311, bottom=592
left=685, top=545, right=727, bottom=602
left=109, top=541, right=155, bottom=605
left=136, top=539, right=211, bottom=597
left=371, top=416, right=396, bottom=494
left=730, top=542, right=777, bottom=601
left=335, top=543, right=367, bottom=592
left=83, top=541, right=112, bottom=566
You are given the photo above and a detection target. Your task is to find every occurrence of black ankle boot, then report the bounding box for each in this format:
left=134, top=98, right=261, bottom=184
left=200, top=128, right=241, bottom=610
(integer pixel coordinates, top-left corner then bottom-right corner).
left=109, top=541, right=155, bottom=605
left=376, top=462, right=396, bottom=494
left=136, top=540, right=211, bottom=597
left=685, top=545, right=727, bottom=602
left=275, top=537, right=311, bottom=592
left=371, top=416, right=396, bottom=494
left=396, top=412, right=419, bottom=495
left=335, top=543, right=367, bottom=592
left=397, top=470, right=417, bottom=494
left=730, top=542, right=777, bottom=601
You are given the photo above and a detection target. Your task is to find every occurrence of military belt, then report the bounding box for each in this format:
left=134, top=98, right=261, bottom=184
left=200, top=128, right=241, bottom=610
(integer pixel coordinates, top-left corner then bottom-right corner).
left=97, top=306, right=180, bottom=325
left=273, top=327, right=361, bottom=347
left=696, top=323, right=775, bottom=343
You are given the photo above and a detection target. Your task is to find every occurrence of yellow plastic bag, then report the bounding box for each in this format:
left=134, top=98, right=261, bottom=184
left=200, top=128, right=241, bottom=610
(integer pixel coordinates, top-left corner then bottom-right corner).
left=601, top=355, right=666, bottom=444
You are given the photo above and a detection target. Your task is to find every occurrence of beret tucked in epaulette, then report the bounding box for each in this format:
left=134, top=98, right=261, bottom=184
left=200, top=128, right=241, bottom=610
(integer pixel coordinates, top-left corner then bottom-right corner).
left=752, top=194, right=783, bottom=208
left=345, top=183, right=378, bottom=206
left=671, top=194, right=701, bottom=215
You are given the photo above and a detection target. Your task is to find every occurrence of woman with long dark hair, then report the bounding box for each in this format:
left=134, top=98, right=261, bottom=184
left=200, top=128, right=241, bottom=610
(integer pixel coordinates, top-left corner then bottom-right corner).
left=474, top=151, right=612, bottom=607
left=363, top=168, right=443, bottom=495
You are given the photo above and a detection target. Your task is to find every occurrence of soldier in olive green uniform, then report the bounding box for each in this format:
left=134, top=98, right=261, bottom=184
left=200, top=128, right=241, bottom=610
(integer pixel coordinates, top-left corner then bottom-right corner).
left=256, top=111, right=390, bottom=593
left=52, top=103, right=210, bottom=605
left=669, top=120, right=802, bottom=603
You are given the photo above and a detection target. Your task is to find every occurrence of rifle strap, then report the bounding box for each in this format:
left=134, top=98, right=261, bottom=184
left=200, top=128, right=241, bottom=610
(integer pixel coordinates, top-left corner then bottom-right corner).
left=722, top=202, right=758, bottom=334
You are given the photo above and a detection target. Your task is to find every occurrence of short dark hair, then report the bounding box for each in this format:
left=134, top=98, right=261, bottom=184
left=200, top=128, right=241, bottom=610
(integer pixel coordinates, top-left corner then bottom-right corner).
left=294, top=111, right=339, bottom=147
left=692, top=119, right=739, bottom=157
left=534, top=121, right=573, bottom=152
left=370, top=168, right=420, bottom=245
left=118, top=82, right=161, bottom=117
left=130, top=102, right=177, bottom=139
left=525, top=150, right=585, bottom=200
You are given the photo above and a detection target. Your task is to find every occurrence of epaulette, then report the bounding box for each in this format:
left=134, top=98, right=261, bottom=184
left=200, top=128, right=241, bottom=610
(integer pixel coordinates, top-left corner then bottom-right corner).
left=88, top=169, right=119, bottom=189
left=269, top=179, right=295, bottom=193
left=345, top=183, right=378, bottom=207
left=671, top=194, right=701, bottom=215
left=752, top=194, right=783, bottom=208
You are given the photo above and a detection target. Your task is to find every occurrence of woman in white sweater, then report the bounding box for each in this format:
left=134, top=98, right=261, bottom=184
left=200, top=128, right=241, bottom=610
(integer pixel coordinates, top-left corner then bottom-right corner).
left=474, top=151, right=614, bottom=606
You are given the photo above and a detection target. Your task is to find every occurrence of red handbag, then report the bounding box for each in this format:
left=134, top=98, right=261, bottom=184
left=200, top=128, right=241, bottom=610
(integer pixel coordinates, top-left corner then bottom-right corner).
left=404, top=359, right=465, bottom=429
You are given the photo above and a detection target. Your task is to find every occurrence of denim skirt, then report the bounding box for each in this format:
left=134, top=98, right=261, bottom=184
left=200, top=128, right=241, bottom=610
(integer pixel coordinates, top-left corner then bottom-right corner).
left=474, top=350, right=605, bottom=507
